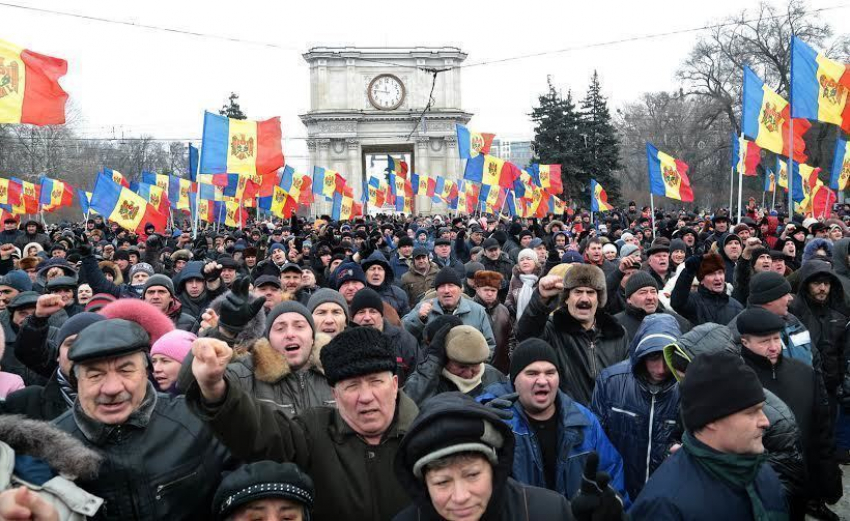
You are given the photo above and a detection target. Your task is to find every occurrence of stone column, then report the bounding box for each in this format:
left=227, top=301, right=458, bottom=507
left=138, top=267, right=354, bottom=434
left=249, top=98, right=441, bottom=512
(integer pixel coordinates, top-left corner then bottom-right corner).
left=317, top=139, right=331, bottom=215
left=416, top=137, right=431, bottom=215
left=346, top=138, right=361, bottom=205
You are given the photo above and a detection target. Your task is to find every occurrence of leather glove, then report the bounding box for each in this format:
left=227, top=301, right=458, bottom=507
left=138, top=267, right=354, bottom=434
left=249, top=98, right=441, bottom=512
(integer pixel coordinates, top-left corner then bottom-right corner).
left=482, top=392, right=518, bottom=420
left=570, top=452, right=626, bottom=521
left=684, top=254, right=703, bottom=272
left=218, top=276, right=265, bottom=333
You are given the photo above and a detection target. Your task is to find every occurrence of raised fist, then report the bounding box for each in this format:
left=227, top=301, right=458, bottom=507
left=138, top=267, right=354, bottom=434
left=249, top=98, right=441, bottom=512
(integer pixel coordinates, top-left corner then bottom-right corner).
left=191, top=337, right=233, bottom=403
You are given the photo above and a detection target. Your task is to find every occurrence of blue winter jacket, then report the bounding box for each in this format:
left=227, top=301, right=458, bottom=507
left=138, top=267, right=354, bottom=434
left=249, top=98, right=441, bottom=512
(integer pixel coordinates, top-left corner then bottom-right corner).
left=591, top=314, right=681, bottom=500
left=478, top=381, right=630, bottom=508
left=630, top=437, right=787, bottom=520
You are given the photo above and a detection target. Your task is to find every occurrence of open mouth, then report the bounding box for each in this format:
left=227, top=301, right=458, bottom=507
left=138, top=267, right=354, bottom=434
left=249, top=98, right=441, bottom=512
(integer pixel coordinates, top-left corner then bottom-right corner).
left=283, top=344, right=301, bottom=353
left=98, top=401, right=126, bottom=412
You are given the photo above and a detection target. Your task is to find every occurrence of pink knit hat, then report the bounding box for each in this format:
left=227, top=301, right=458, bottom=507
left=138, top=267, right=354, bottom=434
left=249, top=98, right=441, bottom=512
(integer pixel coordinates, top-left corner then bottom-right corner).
left=150, top=330, right=197, bottom=364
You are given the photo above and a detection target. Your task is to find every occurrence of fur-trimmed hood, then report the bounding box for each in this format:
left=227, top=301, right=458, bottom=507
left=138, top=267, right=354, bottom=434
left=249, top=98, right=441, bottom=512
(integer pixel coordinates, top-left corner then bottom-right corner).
left=98, top=260, right=124, bottom=285
left=0, top=415, right=102, bottom=480
left=233, top=334, right=327, bottom=383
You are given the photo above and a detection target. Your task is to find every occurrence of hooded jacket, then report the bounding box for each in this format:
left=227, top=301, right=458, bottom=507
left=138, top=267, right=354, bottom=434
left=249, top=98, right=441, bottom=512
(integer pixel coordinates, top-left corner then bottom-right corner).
left=612, top=302, right=691, bottom=343
left=478, top=381, right=629, bottom=505
left=79, top=254, right=143, bottom=300
left=362, top=251, right=411, bottom=317
left=516, top=291, right=629, bottom=406
left=662, top=323, right=805, bottom=499
left=13, top=221, right=50, bottom=250
left=670, top=261, right=743, bottom=326
left=175, top=261, right=225, bottom=320
left=831, top=237, right=850, bottom=311
left=0, top=416, right=103, bottom=520
left=591, top=314, right=681, bottom=500
left=393, top=392, right=574, bottom=521
left=788, top=259, right=849, bottom=394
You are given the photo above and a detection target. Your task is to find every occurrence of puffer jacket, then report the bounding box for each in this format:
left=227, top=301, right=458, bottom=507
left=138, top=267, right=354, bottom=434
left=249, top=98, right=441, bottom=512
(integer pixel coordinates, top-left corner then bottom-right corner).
left=478, top=381, right=629, bottom=506
left=516, top=291, right=629, bottom=406
left=663, top=323, right=805, bottom=499
left=53, top=383, right=232, bottom=521
left=591, top=315, right=681, bottom=500
left=394, top=392, right=574, bottom=521
left=362, top=251, right=411, bottom=317
left=474, top=295, right=515, bottom=374
left=788, top=259, right=850, bottom=394
left=225, top=337, right=335, bottom=419
left=400, top=261, right=440, bottom=307
left=670, top=262, right=743, bottom=326
left=0, top=416, right=103, bottom=520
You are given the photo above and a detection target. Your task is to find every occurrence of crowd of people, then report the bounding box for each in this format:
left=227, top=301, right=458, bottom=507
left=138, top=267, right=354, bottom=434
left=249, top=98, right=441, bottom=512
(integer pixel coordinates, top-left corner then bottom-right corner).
left=0, top=197, right=848, bottom=520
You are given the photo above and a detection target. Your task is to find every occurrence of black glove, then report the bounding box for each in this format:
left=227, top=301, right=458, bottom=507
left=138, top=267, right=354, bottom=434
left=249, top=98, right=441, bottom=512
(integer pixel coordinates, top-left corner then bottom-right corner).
left=218, top=276, right=265, bottom=333
left=684, top=254, right=702, bottom=272
left=78, top=234, right=93, bottom=258
left=426, top=317, right=463, bottom=366
left=146, top=233, right=162, bottom=250
left=570, top=452, right=626, bottom=521
left=482, top=392, right=519, bottom=420
left=455, top=229, right=466, bottom=242
left=204, top=261, right=222, bottom=282
left=359, top=239, right=376, bottom=260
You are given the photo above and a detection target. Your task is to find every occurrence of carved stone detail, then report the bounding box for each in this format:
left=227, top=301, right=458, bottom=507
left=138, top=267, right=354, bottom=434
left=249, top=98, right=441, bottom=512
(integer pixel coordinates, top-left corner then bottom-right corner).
left=346, top=139, right=360, bottom=151
left=317, top=139, right=331, bottom=150
left=306, top=139, right=317, bottom=152
left=317, top=121, right=357, bottom=134
left=429, top=138, right=444, bottom=152
left=331, top=139, right=346, bottom=154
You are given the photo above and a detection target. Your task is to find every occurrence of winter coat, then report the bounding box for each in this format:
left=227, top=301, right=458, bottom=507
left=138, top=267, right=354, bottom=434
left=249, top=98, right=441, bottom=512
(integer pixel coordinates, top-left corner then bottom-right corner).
left=389, top=252, right=412, bottom=285
left=478, top=381, right=629, bottom=505
left=604, top=267, right=628, bottom=315
left=78, top=255, right=143, bottom=300
left=223, top=337, right=335, bottom=419
left=1, top=369, right=70, bottom=421
left=0, top=311, right=48, bottom=387
left=362, top=251, right=411, bottom=317
left=788, top=260, right=850, bottom=395
left=185, top=378, right=419, bottom=521
left=0, top=229, right=22, bottom=246
left=400, top=261, right=440, bottom=307
left=393, top=392, right=574, bottom=521
left=739, top=345, right=842, bottom=504
left=831, top=237, right=850, bottom=312
left=13, top=230, right=50, bottom=251
left=381, top=320, right=422, bottom=385
left=664, top=323, right=806, bottom=499
left=403, top=296, right=497, bottom=357
left=0, top=416, right=103, bottom=520
left=403, top=352, right=506, bottom=405
left=505, top=263, right=543, bottom=318
left=670, top=263, right=744, bottom=326
left=53, top=383, right=232, bottom=521
left=474, top=295, right=515, bottom=374
left=630, top=435, right=787, bottom=520
left=612, top=304, right=691, bottom=344
left=480, top=252, right=514, bottom=299
left=432, top=253, right=465, bottom=280
left=175, top=261, right=225, bottom=319
left=516, top=291, right=629, bottom=406
left=591, top=316, right=681, bottom=500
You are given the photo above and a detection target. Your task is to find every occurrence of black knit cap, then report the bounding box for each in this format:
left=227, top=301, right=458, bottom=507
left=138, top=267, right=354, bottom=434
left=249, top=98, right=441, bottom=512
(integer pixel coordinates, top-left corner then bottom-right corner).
left=320, top=327, right=396, bottom=386
left=681, top=351, right=765, bottom=432
left=212, top=461, right=314, bottom=521
left=510, top=338, right=558, bottom=384
left=349, top=288, right=384, bottom=317
left=433, top=266, right=462, bottom=289
left=747, top=271, right=791, bottom=305
left=625, top=271, right=659, bottom=299
left=737, top=307, right=785, bottom=336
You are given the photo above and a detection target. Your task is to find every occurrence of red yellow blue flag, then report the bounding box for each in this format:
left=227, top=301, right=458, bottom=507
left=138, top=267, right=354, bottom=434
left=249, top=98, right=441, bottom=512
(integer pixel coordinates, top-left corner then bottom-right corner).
left=456, top=124, right=495, bottom=159
left=742, top=67, right=810, bottom=162
left=590, top=179, right=613, bottom=212
left=39, top=177, right=73, bottom=211
left=0, top=179, right=21, bottom=207
left=533, top=164, right=563, bottom=195
left=90, top=174, right=166, bottom=233
left=830, top=134, right=850, bottom=191
left=646, top=143, right=694, bottom=202
left=199, top=111, right=283, bottom=177
left=791, top=37, right=850, bottom=132
left=0, top=39, right=68, bottom=125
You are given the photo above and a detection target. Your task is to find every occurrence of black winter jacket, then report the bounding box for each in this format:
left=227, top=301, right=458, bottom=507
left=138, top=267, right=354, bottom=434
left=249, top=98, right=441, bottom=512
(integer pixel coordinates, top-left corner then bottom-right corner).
left=612, top=304, right=691, bottom=343
left=517, top=291, right=629, bottom=406
left=670, top=265, right=743, bottom=326
left=402, top=353, right=507, bottom=405
left=1, top=369, right=69, bottom=421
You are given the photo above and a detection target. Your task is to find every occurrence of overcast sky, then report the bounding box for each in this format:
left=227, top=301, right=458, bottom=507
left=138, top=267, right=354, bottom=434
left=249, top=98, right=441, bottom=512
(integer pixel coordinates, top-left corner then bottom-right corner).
left=4, top=0, right=849, bottom=171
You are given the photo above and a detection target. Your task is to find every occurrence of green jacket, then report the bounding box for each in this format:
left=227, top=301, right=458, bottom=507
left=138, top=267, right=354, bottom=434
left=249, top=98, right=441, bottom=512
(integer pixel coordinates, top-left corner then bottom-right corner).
left=186, top=375, right=419, bottom=521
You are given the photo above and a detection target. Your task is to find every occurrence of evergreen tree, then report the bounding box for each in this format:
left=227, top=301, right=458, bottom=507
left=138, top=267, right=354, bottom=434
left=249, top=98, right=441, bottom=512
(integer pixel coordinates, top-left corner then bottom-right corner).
left=530, top=76, right=583, bottom=200
left=577, top=71, right=622, bottom=203
left=219, top=92, right=247, bottom=120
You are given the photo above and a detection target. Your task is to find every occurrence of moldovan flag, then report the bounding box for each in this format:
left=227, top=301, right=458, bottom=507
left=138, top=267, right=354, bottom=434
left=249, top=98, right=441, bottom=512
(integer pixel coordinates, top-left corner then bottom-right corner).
left=411, top=172, right=435, bottom=197
left=791, top=162, right=821, bottom=206
left=77, top=190, right=95, bottom=216
left=775, top=158, right=789, bottom=191
left=791, top=37, right=850, bottom=132
left=195, top=199, right=215, bottom=223
left=591, top=179, right=613, bottom=212
left=810, top=184, right=836, bottom=218
left=830, top=133, right=850, bottom=191
left=534, top=164, right=563, bottom=195
left=456, top=124, right=495, bottom=159
left=101, top=168, right=130, bottom=188
left=135, top=182, right=169, bottom=214
left=365, top=177, right=386, bottom=207
left=12, top=178, right=40, bottom=213
left=168, top=175, right=194, bottom=211
left=732, top=133, right=762, bottom=176
left=0, top=178, right=22, bottom=206
left=312, top=166, right=340, bottom=200
left=199, top=111, right=283, bottom=177
left=90, top=174, right=166, bottom=233
left=39, top=177, right=73, bottom=210
left=142, top=172, right=171, bottom=194
left=219, top=200, right=247, bottom=228
left=332, top=191, right=357, bottom=221
left=646, top=143, right=694, bottom=202
left=265, top=185, right=298, bottom=219
left=764, top=168, right=776, bottom=193
left=386, top=155, right=408, bottom=179
left=742, top=66, right=810, bottom=162
left=464, top=154, right=515, bottom=188
left=0, top=39, right=68, bottom=125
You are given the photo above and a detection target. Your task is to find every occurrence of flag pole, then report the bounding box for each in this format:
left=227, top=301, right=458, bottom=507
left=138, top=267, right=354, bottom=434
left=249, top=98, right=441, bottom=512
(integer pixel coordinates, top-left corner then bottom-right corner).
left=736, top=168, right=743, bottom=224
left=787, top=118, right=794, bottom=215
left=193, top=143, right=202, bottom=240
left=729, top=165, right=734, bottom=216
left=772, top=184, right=777, bottom=210
left=649, top=193, right=656, bottom=238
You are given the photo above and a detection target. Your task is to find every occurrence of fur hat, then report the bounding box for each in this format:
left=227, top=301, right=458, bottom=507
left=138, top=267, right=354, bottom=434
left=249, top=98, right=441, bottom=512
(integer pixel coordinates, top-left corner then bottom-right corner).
left=98, top=298, right=175, bottom=345
left=320, top=327, right=396, bottom=386
left=697, top=253, right=726, bottom=281
left=473, top=270, right=503, bottom=290
left=17, top=256, right=39, bottom=271
left=170, top=249, right=192, bottom=262
left=562, top=264, right=607, bottom=308
left=445, top=325, right=490, bottom=364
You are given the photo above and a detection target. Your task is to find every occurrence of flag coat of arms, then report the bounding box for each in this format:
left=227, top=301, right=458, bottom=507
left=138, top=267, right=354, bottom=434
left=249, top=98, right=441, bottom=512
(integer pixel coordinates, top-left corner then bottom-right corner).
left=532, top=164, right=563, bottom=195
left=830, top=134, right=850, bottom=191
left=591, top=179, right=614, bottom=212
left=199, top=111, right=284, bottom=177
left=0, top=178, right=22, bottom=207
left=90, top=174, right=166, bottom=233
left=456, top=124, right=495, bottom=159
left=791, top=37, right=850, bottom=132
left=168, top=175, right=194, bottom=211
left=39, top=177, right=73, bottom=210
left=12, top=178, right=40, bottom=213
left=742, top=67, right=810, bottom=162
left=0, top=39, right=68, bottom=125
left=646, top=144, right=694, bottom=202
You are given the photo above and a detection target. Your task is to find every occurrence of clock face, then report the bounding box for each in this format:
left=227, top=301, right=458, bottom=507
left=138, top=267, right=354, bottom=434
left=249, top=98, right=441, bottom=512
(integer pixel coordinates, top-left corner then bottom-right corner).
left=368, top=74, right=405, bottom=110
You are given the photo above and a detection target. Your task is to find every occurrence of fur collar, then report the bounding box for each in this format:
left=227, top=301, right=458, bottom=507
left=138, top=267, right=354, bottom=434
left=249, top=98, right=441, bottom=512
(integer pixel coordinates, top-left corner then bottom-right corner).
left=240, top=337, right=327, bottom=384
left=0, top=415, right=102, bottom=480
left=552, top=307, right=625, bottom=339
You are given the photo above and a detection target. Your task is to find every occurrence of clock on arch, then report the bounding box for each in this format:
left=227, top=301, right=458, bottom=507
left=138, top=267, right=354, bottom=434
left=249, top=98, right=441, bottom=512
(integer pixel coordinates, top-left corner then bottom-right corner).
left=367, top=74, right=405, bottom=110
